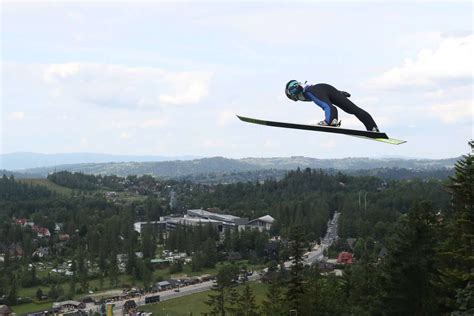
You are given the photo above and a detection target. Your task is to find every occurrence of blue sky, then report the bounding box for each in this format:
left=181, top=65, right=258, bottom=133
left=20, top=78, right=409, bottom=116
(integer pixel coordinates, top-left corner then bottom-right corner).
left=2, top=1, right=473, bottom=159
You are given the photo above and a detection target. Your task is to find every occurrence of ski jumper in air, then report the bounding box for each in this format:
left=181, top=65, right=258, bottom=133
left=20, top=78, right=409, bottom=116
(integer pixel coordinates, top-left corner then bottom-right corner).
left=285, top=81, right=380, bottom=132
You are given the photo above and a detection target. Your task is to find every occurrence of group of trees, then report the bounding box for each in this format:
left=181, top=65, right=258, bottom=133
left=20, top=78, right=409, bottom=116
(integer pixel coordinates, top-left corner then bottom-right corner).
left=1, top=144, right=471, bottom=314
left=205, top=146, right=472, bottom=315
left=47, top=171, right=164, bottom=192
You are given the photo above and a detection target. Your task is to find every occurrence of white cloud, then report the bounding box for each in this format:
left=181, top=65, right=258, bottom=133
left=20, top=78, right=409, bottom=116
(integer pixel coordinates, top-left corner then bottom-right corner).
left=9, top=111, right=25, bottom=120
left=369, top=35, right=473, bottom=88
left=159, top=71, right=211, bottom=105
left=194, top=6, right=329, bottom=46
left=427, top=99, right=472, bottom=124
left=6, top=62, right=212, bottom=109
left=423, top=84, right=473, bottom=99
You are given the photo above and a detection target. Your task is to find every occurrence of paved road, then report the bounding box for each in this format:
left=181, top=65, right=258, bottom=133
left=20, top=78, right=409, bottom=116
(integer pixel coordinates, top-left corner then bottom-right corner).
left=305, top=211, right=340, bottom=265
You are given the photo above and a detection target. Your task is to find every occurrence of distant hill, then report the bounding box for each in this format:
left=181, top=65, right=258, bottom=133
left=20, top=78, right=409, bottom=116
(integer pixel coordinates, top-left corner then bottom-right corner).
left=0, top=152, right=200, bottom=170
left=7, top=156, right=459, bottom=179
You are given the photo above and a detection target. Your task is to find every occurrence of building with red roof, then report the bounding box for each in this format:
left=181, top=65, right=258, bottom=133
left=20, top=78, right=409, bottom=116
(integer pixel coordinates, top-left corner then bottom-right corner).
left=337, top=251, right=353, bottom=264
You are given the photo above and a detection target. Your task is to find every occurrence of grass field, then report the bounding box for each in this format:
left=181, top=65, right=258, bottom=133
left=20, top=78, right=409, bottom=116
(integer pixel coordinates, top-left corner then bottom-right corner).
left=139, top=282, right=268, bottom=316
left=19, top=178, right=74, bottom=196
left=11, top=302, right=53, bottom=315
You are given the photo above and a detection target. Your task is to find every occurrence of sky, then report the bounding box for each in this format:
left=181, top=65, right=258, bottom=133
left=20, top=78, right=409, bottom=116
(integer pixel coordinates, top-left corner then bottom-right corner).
left=1, top=1, right=473, bottom=159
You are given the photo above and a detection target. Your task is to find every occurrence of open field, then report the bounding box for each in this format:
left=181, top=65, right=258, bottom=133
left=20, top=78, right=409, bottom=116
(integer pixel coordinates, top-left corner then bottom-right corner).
left=11, top=302, right=53, bottom=315
left=14, top=260, right=265, bottom=315
left=19, top=178, right=74, bottom=195
left=139, top=282, right=268, bottom=316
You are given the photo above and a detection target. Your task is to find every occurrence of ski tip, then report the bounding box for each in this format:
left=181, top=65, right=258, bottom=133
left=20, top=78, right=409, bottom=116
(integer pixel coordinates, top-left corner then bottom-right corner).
left=374, top=138, right=407, bottom=145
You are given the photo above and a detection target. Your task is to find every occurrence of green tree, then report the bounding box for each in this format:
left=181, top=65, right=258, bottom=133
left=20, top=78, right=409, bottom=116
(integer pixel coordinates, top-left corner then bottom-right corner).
left=76, top=246, right=89, bottom=293
left=141, top=223, right=156, bottom=259
left=437, top=142, right=474, bottom=313
left=225, top=286, right=240, bottom=315
left=7, top=278, right=17, bottom=305
left=262, top=278, right=286, bottom=316
left=380, top=202, right=440, bottom=315
left=206, top=265, right=240, bottom=315
left=237, top=284, right=258, bottom=316
left=36, top=288, right=44, bottom=300
left=285, top=227, right=306, bottom=312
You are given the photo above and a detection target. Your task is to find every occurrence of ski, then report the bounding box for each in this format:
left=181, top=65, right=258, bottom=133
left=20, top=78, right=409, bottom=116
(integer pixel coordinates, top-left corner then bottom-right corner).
left=237, top=115, right=406, bottom=145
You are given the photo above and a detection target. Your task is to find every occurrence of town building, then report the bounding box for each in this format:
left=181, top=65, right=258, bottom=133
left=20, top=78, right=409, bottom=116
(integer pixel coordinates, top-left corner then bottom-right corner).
left=337, top=251, right=353, bottom=264
left=247, top=215, right=275, bottom=232
left=0, top=305, right=13, bottom=316
left=133, top=221, right=166, bottom=234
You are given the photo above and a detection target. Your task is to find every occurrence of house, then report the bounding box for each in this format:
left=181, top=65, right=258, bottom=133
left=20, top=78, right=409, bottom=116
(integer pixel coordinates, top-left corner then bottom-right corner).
left=167, top=279, right=181, bottom=288
left=33, top=247, right=49, bottom=258
left=32, top=225, right=51, bottom=238
left=336, top=251, right=353, bottom=264
left=15, top=218, right=34, bottom=227
left=0, top=305, right=13, bottom=316
left=15, top=218, right=28, bottom=226
left=52, top=300, right=85, bottom=312
left=155, top=281, right=172, bottom=291
left=318, top=262, right=335, bottom=271
left=247, top=215, right=275, bottom=232
left=59, top=233, right=70, bottom=242
left=55, top=223, right=64, bottom=232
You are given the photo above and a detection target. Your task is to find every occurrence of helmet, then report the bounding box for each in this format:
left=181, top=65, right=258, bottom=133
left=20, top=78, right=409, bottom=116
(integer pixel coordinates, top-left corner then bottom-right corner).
left=285, top=80, right=303, bottom=101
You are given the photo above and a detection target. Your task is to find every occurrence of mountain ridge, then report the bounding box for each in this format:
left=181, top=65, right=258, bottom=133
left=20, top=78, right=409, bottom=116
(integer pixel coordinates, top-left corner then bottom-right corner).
left=4, top=155, right=459, bottom=179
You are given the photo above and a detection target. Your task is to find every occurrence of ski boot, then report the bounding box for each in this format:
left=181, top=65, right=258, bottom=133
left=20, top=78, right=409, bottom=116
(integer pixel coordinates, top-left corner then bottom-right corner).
left=317, top=118, right=341, bottom=127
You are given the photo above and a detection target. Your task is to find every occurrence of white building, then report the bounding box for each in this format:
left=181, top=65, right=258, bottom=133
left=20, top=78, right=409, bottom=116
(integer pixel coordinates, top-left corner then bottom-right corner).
left=247, top=215, right=275, bottom=232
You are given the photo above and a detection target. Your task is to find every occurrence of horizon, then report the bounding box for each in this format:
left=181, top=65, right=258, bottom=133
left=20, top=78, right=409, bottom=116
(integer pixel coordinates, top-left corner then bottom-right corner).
left=2, top=1, right=473, bottom=159
left=0, top=150, right=462, bottom=172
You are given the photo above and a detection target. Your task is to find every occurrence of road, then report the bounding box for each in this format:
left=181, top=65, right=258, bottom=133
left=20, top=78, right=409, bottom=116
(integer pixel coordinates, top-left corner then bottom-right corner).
left=280, top=211, right=340, bottom=269
left=304, top=211, right=340, bottom=265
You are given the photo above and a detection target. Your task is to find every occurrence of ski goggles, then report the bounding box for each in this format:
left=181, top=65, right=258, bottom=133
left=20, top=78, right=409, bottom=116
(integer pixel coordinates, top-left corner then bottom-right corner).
left=287, top=82, right=303, bottom=96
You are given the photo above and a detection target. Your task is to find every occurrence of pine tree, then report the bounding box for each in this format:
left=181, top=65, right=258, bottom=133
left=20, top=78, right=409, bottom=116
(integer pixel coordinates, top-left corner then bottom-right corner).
left=76, top=246, right=89, bottom=293
left=225, top=286, right=240, bottom=315
left=237, top=284, right=258, bottom=316
left=262, top=278, right=286, bottom=316
left=141, top=223, right=156, bottom=259
left=108, top=250, right=120, bottom=287
left=7, top=276, right=17, bottom=305
left=206, top=284, right=225, bottom=316
left=437, top=141, right=474, bottom=313
left=285, top=226, right=306, bottom=312
left=206, top=265, right=239, bottom=315
left=380, top=202, right=440, bottom=315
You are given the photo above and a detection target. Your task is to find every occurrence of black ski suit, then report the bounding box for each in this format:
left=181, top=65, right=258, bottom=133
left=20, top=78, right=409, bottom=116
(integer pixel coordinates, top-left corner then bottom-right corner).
left=302, top=83, right=378, bottom=131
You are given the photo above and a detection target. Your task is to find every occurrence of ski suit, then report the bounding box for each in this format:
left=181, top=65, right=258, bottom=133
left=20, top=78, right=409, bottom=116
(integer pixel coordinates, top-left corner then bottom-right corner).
left=302, top=83, right=378, bottom=131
